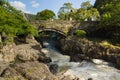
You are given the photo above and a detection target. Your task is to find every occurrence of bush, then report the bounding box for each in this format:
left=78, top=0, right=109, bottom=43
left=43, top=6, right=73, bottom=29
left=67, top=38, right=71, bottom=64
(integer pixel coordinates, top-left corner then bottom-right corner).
left=0, top=1, right=38, bottom=43
left=73, top=30, right=86, bottom=37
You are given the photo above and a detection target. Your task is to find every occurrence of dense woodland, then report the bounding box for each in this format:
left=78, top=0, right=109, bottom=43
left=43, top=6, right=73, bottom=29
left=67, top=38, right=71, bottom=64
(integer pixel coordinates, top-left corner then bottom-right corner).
left=0, top=0, right=120, bottom=44
left=93, top=0, right=120, bottom=43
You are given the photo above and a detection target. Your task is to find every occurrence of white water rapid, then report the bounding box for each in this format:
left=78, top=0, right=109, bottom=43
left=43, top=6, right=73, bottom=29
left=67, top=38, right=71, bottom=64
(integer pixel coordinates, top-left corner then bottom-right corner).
left=41, top=40, right=120, bottom=80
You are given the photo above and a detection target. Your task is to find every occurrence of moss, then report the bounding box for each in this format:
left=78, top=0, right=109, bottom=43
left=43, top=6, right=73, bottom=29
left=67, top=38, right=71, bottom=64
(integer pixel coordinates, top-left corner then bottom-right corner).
left=73, top=30, right=86, bottom=38
left=99, top=41, right=120, bottom=49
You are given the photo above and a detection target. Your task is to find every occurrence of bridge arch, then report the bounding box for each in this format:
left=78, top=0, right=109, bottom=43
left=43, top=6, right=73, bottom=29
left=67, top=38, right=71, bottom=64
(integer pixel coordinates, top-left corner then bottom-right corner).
left=38, top=28, right=67, bottom=38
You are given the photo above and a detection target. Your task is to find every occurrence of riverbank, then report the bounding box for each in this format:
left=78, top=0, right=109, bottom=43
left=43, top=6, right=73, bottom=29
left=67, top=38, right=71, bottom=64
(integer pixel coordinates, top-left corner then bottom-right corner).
left=60, top=36, right=120, bottom=69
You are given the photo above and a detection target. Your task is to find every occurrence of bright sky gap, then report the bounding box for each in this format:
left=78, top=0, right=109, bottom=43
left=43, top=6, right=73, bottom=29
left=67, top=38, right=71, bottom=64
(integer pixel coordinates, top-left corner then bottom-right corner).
left=9, top=0, right=95, bottom=14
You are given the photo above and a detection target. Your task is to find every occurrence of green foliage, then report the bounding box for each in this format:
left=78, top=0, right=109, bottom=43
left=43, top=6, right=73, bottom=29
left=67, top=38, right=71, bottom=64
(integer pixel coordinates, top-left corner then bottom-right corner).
left=94, top=0, right=119, bottom=15
left=81, top=1, right=92, bottom=9
left=74, top=30, right=87, bottom=38
left=87, top=8, right=100, bottom=20
left=100, top=2, right=120, bottom=27
left=58, top=1, right=100, bottom=21
left=36, top=9, right=55, bottom=20
left=93, top=0, right=120, bottom=43
left=0, top=1, right=38, bottom=42
left=58, top=2, right=74, bottom=20
left=74, top=8, right=88, bottom=20
left=73, top=1, right=100, bottom=21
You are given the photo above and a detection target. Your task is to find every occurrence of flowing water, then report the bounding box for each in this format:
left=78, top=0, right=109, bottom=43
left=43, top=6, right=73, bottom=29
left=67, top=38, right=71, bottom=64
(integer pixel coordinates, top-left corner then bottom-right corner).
left=41, top=39, right=120, bottom=80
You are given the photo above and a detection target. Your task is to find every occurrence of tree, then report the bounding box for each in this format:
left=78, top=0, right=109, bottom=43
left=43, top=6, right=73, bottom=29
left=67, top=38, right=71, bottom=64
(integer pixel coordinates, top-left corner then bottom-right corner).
left=99, top=1, right=120, bottom=28
left=74, top=1, right=100, bottom=21
left=58, top=2, right=74, bottom=20
left=75, top=8, right=88, bottom=20
left=93, top=0, right=120, bottom=43
left=81, top=1, right=92, bottom=9
left=94, top=0, right=119, bottom=15
left=87, top=8, right=100, bottom=21
left=36, top=9, right=55, bottom=20
left=0, top=0, right=38, bottom=42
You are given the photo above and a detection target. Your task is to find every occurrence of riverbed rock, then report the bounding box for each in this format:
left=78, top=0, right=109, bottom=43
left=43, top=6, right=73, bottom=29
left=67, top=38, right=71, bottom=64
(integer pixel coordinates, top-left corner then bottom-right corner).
left=15, top=43, right=41, bottom=62
left=15, top=43, right=51, bottom=63
left=70, top=54, right=89, bottom=62
left=49, top=64, right=59, bottom=74
left=11, top=61, right=57, bottom=80
left=60, top=36, right=120, bottom=68
left=56, top=70, right=85, bottom=80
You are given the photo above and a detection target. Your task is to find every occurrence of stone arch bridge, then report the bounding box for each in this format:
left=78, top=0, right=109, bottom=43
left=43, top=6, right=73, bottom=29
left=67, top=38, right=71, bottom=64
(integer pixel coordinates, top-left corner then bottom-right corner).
left=30, top=20, right=99, bottom=35
left=39, top=28, right=66, bottom=37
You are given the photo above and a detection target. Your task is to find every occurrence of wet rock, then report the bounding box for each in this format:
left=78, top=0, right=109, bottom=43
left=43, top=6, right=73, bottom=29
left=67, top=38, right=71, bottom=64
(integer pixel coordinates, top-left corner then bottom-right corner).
left=11, top=61, right=57, bottom=80
left=56, top=70, right=85, bottom=80
left=70, top=54, right=89, bottom=62
left=49, top=64, right=59, bottom=74
left=39, top=56, right=52, bottom=63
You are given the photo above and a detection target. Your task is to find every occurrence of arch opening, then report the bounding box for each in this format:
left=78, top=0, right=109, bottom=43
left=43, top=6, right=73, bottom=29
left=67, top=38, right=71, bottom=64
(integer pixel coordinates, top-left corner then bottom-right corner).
left=36, top=29, right=66, bottom=50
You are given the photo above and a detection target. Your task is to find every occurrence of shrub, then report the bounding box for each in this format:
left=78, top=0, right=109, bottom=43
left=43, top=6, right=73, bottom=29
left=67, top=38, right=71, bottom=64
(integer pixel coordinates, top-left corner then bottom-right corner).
left=0, top=1, right=38, bottom=43
left=73, top=30, right=86, bottom=37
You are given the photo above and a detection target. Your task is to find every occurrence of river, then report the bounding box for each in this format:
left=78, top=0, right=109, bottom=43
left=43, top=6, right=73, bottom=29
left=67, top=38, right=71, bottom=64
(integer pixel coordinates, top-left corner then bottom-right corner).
left=41, top=38, right=120, bottom=80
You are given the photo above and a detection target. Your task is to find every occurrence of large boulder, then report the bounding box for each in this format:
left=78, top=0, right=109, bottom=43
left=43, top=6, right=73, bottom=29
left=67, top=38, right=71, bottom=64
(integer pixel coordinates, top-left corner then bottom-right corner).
left=10, top=61, right=57, bottom=80
left=15, top=43, right=51, bottom=63
left=0, top=61, right=57, bottom=80
left=0, top=37, right=51, bottom=63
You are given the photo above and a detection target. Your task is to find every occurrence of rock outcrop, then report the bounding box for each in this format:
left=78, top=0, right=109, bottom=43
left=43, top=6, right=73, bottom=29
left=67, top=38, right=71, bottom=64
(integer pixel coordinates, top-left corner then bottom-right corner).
left=0, top=61, right=57, bottom=80
left=60, top=36, right=120, bottom=68
left=11, top=61, right=57, bottom=80
left=0, top=34, right=51, bottom=63
left=0, top=36, right=56, bottom=79
left=15, top=43, right=51, bottom=63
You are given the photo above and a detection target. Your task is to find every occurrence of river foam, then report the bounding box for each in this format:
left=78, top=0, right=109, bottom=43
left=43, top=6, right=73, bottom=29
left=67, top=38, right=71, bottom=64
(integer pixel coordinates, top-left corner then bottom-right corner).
left=41, top=40, right=120, bottom=80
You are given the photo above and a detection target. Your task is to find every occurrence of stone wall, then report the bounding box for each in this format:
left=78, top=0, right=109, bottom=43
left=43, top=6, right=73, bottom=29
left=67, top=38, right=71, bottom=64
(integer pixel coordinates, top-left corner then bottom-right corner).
left=30, top=20, right=99, bottom=34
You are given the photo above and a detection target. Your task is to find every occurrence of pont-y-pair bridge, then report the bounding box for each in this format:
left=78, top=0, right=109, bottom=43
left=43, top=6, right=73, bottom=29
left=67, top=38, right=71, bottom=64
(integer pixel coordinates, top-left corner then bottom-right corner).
left=31, top=20, right=99, bottom=37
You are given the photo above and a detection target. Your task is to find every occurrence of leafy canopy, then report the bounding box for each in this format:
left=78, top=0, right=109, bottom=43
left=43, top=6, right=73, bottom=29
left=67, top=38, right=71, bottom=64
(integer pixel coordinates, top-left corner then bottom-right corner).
left=0, top=0, right=38, bottom=39
left=74, top=1, right=100, bottom=21
left=36, top=9, right=55, bottom=20
left=58, top=1, right=100, bottom=21
left=93, top=0, right=120, bottom=43
left=58, top=2, right=74, bottom=20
